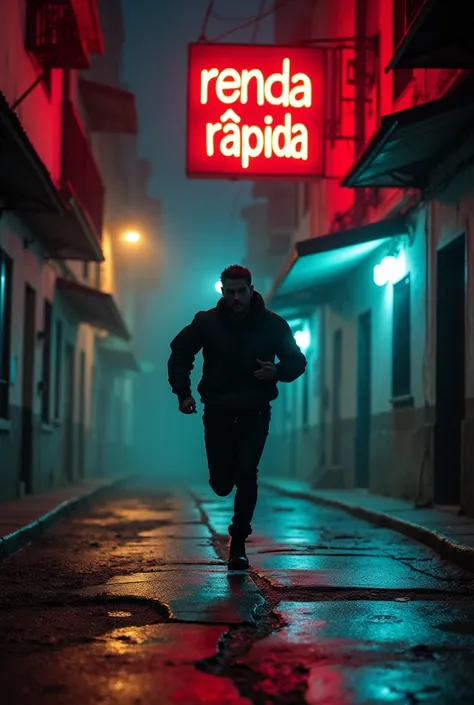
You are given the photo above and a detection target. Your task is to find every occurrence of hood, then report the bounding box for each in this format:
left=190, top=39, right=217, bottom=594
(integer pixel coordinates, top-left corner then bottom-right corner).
left=217, top=290, right=266, bottom=322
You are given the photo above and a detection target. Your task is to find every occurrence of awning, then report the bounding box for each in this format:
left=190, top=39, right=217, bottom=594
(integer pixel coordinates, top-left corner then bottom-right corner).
left=98, top=342, right=140, bottom=373
left=71, top=0, right=104, bottom=55
left=341, top=93, right=474, bottom=189
left=0, top=91, right=64, bottom=213
left=79, top=79, right=138, bottom=134
left=0, top=92, right=103, bottom=260
left=57, top=278, right=130, bottom=340
left=386, top=0, right=474, bottom=71
left=267, top=217, right=409, bottom=309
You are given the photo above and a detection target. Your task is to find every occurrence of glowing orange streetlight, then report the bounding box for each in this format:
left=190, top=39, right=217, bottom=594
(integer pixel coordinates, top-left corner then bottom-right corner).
left=124, top=230, right=141, bottom=243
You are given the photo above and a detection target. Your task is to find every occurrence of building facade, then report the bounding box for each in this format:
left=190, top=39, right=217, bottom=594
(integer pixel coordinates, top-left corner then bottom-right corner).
left=0, top=0, right=160, bottom=502
left=247, top=0, right=474, bottom=514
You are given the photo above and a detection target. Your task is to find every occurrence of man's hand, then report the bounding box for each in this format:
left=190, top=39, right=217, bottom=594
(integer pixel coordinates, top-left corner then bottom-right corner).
left=179, top=395, right=197, bottom=414
left=254, top=359, right=277, bottom=382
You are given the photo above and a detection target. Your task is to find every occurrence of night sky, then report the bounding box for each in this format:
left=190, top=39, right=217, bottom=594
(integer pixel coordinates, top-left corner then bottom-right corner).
left=120, top=0, right=273, bottom=476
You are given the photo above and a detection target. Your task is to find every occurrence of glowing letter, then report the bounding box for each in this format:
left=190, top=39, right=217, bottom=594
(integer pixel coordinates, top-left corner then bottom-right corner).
left=206, top=121, right=222, bottom=156
left=291, top=123, right=309, bottom=160
left=271, top=113, right=292, bottom=158
left=220, top=109, right=241, bottom=123
left=241, top=69, right=265, bottom=105
left=290, top=73, right=312, bottom=108
left=215, top=68, right=241, bottom=104
left=221, top=124, right=241, bottom=157
left=241, top=125, right=264, bottom=168
left=264, top=58, right=291, bottom=107
left=220, top=109, right=241, bottom=157
left=264, top=116, right=273, bottom=158
left=201, top=68, right=219, bottom=104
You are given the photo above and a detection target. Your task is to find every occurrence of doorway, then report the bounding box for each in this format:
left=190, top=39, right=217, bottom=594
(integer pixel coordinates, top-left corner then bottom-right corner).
left=20, top=285, right=36, bottom=495
left=434, top=234, right=465, bottom=506
left=64, top=344, right=75, bottom=482
left=78, top=351, right=86, bottom=479
left=95, top=379, right=107, bottom=476
left=288, top=382, right=298, bottom=478
left=355, top=311, right=371, bottom=488
left=332, top=329, right=343, bottom=466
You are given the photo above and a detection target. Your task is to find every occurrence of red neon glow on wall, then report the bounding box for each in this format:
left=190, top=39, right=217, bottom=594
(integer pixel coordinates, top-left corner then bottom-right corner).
left=186, top=43, right=324, bottom=180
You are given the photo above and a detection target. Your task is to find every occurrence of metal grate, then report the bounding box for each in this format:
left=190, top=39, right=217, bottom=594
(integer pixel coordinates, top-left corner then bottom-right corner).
left=25, top=0, right=90, bottom=69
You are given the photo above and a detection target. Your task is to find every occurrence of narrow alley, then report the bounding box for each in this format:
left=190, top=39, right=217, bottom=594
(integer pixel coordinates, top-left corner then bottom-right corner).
left=2, top=481, right=474, bottom=704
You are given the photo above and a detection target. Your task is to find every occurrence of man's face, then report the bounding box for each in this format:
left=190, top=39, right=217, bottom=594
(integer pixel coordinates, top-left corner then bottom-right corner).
left=221, top=278, right=253, bottom=315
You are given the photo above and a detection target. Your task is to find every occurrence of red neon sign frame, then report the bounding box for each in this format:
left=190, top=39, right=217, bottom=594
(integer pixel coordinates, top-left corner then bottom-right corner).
left=186, top=43, right=324, bottom=180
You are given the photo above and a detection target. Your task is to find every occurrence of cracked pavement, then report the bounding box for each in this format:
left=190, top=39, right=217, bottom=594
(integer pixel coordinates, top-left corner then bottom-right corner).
left=2, top=480, right=474, bottom=703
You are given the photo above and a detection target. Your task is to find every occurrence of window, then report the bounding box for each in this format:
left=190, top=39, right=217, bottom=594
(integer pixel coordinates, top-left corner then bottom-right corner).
left=41, top=300, right=53, bottom=423
left=392, top=275, right=411, bottom=398
left=0, top=250, right=13, bottom=419
left=392, top=0, right=413, bottom=102
left=54, top=320, right=63, bottom=419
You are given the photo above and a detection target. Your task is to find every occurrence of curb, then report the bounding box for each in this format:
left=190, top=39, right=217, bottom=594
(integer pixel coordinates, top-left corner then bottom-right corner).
left=261, top=480, right=474, bottom=574
left=0, top=475, right=133, bottom=562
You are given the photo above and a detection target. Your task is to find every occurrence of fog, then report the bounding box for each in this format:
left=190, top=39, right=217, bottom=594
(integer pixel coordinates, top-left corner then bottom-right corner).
left=121, top=1, right=274, bottom=482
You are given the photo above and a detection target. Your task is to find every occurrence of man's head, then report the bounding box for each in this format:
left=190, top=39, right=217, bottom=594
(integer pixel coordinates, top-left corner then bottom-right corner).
left=219, top=265, right=254, bottom=315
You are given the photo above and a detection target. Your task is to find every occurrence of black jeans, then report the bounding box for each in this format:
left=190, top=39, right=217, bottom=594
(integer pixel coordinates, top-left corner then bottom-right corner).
left=203, top=405, right=271, bottom=538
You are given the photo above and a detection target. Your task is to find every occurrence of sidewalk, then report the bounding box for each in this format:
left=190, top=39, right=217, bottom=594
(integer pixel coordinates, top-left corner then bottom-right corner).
left=261, top=478, right=474, bottom=573
left=0, top=476, right=129, bottom=561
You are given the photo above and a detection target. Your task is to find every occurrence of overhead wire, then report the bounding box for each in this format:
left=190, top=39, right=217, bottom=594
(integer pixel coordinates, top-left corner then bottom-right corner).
left=250, top=0, right=267, bottom=43
left=198, top=0, right=216, bottom=41
left=209, top=0, right=293, bottom=43
left=226, top=0, right=267, bottom=239
left=212, top=10, right=261, bottom=23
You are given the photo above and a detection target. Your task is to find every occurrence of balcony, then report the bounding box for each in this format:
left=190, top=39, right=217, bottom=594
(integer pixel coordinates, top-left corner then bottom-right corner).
left=341, top=92, right=474, bottom=189
left=61, top=100, right=104, bottom=243
left=387, top=0, right=474, bottom=71
left=79, top=79, right=138, bottom=134
left=25, top=0, right=103, bottom=70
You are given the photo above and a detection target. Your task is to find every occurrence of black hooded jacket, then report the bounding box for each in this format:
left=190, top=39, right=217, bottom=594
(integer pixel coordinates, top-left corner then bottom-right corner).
left=168, top=292, right=307, bottom=409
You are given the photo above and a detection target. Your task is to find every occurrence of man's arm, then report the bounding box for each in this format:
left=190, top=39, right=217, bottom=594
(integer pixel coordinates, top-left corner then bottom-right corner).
left=168, top=313, right=204, bottom=402
left=275, top=320, right=307, bottom=382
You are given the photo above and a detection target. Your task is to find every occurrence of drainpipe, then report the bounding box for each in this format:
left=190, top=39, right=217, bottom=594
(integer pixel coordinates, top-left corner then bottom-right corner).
left=353, top=0, right=367, bottom=226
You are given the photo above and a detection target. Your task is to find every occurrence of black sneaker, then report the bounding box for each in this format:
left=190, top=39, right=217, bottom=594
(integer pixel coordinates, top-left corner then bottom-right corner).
left=227, top=536, right=249, bottom=571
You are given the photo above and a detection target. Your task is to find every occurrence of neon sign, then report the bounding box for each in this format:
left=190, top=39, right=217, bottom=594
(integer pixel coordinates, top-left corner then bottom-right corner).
left=186, top=43, right=324, bottom=180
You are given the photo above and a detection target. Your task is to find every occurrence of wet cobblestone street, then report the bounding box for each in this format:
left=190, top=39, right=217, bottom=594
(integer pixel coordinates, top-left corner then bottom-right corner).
left=1, top=480, right=474, bottom=704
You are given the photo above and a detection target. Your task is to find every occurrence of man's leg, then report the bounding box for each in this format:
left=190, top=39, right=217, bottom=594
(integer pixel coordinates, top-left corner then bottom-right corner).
left=229, top=406, right=271, bottom=540
left=203, top=408, right=237, bottom=497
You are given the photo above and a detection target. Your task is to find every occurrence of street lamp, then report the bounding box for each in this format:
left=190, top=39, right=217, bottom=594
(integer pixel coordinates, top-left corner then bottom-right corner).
left=373, top=253, right=406, bottom=286
left=294, top=329, right=311, bottom=351
left=215, top=280, right=222, bottom=294
left=124, top=230, right=141, bottom=243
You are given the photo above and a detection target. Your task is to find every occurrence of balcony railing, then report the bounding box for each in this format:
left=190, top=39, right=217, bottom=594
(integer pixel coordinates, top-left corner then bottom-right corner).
left=61, top=100, right=104, bottom=241
left=25, top=0, right=90, bottom=69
